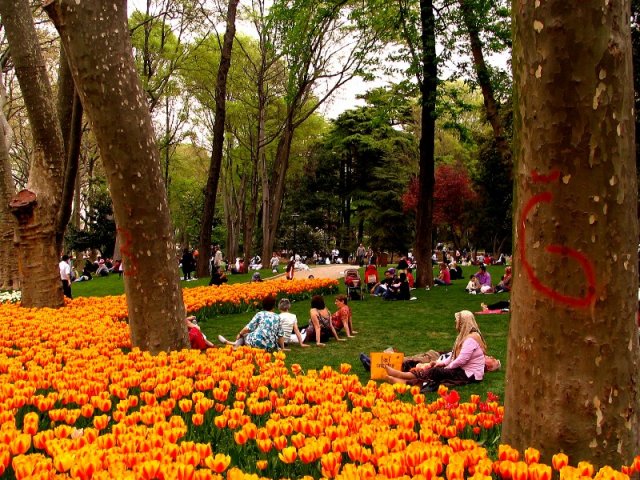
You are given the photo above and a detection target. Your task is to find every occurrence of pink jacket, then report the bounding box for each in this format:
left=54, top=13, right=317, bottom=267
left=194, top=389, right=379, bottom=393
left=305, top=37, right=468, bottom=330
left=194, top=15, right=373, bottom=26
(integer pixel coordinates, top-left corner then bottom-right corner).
left=443, top=337, right=485, bottom=380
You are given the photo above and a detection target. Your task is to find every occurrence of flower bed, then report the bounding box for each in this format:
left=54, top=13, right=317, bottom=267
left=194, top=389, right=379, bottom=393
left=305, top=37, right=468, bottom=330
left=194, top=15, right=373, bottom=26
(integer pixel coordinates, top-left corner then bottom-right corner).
left=0, top=278, right=636, bottom=479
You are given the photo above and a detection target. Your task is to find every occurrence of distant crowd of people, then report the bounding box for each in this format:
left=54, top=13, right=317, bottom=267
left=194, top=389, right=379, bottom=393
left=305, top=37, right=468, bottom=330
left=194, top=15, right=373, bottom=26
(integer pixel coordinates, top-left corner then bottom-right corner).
left=58, top=254, right=123, bottom=299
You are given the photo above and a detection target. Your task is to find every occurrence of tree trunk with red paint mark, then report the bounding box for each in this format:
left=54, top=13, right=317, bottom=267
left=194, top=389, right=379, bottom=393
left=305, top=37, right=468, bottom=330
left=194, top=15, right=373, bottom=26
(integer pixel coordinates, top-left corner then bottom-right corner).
left=503, top=0, right=640, bottom=466
left=44, top=0, right=189, bottom=353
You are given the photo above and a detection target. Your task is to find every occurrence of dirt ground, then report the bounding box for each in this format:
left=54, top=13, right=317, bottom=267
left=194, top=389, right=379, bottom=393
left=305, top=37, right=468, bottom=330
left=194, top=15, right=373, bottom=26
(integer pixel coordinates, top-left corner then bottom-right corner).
left=271, top=264, right=351, bottom=281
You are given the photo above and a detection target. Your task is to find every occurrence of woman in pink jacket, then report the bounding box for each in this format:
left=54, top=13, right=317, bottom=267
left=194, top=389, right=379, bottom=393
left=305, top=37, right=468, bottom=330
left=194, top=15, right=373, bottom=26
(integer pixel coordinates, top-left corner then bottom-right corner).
left=385, top=310, right=489, bottom=390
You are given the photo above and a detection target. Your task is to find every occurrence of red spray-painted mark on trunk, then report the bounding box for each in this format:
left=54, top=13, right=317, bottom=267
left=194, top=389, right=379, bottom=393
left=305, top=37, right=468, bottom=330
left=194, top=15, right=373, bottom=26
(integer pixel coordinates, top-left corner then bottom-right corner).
left=117, top=227, right=139, bottom=277
left=519, top=170, right=596, bottom=307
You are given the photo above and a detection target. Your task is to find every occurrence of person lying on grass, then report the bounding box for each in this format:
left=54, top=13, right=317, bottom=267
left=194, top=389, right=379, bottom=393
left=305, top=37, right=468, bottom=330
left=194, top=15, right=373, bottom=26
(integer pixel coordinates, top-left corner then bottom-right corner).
left=384, top=310, right=496, bottom=391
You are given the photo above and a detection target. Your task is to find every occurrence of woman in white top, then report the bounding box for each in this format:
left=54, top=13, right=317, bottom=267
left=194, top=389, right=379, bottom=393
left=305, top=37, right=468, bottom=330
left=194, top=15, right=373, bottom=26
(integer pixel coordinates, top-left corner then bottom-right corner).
left=278, top=298, right=308, bottom=350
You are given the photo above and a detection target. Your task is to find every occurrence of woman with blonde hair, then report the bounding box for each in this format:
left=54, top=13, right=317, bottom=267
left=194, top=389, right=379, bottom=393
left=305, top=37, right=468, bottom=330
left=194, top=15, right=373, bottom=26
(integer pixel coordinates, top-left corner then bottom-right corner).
left=385, top=310, right=490, bottom=389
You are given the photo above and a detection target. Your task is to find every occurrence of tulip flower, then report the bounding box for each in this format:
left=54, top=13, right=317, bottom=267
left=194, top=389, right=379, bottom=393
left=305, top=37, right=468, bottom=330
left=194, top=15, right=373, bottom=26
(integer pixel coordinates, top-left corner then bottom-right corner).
left=204, top=453, right=231, bottom=473
left=278, top=446, right=298, bottom=464
left=552, top=453, right=569, bottom=471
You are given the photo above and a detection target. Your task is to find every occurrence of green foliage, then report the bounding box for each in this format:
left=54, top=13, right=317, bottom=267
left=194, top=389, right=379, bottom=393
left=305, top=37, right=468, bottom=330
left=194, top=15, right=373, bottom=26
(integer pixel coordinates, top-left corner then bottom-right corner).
left=288, top=103, right=419, bottom=254
left=468, top=132, right=513, bottom=253
left=168, top=144, right=209, bottom=247
left=65, top=182, right=116, bottom=257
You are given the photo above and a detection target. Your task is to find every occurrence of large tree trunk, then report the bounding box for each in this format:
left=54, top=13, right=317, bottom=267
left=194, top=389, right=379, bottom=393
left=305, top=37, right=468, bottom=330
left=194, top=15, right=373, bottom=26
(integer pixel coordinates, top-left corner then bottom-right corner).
left=503, top=0, right=640, bottom=466
left=197, top=0, right=240, bottom=278
left=0, top=0, right=66, bottom=307
left=414, top=0, right=437, bottom=288
left=0, top=74, right=19, bottom=290
left=45, top=0, right=189, bottom=353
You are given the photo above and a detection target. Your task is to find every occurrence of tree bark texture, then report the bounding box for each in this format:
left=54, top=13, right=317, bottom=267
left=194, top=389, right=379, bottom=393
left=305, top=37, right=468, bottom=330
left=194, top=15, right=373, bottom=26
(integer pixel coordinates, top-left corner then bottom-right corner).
left=197, top=0, right=240, bottom=278
left=503, top=0, right=640, bottom=467
left=414, top=0, right=437, bottom=288
left=55, top=50, right=83, bottom=250
left=0, top=0, right=65, bottom=307
left=0, top=80, right=19, bottom=291
left=44, top=0, right=189, bottom=353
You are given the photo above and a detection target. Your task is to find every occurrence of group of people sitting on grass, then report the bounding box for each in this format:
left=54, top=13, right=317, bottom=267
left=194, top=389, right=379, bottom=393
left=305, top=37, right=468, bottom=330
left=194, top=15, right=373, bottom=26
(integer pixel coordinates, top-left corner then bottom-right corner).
left=191, top=294, right=356, bottom=351
left=368, top=267, right=414, bottom=301
left=465, top=265, right=512, bottom=294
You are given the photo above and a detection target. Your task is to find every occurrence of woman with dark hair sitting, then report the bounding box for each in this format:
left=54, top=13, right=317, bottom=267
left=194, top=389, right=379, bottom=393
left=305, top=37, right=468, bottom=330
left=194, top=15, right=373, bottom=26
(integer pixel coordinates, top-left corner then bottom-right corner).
left=218, top=296, right=284, bottom=351
left=303, top=295, right=346, bottom=346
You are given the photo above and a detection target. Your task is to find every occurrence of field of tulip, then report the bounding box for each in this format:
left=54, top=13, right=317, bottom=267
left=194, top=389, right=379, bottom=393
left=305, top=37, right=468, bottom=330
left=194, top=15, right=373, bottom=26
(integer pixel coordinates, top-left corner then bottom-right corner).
left=0, top=277, right=637, bottom=479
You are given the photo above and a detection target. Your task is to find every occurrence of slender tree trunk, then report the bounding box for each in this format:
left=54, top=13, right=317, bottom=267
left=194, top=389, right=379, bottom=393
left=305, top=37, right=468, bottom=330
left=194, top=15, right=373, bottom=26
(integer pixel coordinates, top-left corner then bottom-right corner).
left=242, top=148, right=259, bottom=270
left=197, top=0, right=240, bottom=278
left=45, top=0, right=189, bottom=353
left=503, top=0, right=640, bottom=466
left=56, top=92, right=83, bottom=251
left=0, top=0, right=66, bottom=307
left=458, top=0, right=511, bottom=166
left=262, top=121, right=294, bottom=261
left=414, top=0, right=437, bottom=288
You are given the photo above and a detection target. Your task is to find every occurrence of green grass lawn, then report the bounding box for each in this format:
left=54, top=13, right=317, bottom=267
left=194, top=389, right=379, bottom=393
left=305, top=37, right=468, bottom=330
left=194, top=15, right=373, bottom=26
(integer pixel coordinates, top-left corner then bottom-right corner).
left=75, top=264, right=511, bottom=400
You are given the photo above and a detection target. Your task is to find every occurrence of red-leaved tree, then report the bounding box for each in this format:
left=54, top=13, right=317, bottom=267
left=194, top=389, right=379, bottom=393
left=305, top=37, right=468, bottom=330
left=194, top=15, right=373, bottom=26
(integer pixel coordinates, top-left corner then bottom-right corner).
left=403, top=164, right=476, bottom=250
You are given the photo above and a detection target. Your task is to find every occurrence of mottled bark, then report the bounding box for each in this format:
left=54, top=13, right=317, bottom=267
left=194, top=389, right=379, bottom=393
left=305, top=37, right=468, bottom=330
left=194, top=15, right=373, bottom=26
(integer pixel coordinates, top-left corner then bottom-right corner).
left=45, top=0, right=188, bottom=353
left=197, top=0, right=240, bottom=278
left=414, top=0, right=437, bottom=288
left=0, top=0, right=65, bottom=307
left=503, top=0, right=639, bottom=466
left=0, top=76, right=19, bottom=290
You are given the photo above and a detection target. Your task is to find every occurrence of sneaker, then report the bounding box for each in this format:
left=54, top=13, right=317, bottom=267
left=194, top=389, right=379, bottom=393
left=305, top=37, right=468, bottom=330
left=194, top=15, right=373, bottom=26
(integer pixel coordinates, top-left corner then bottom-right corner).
left=218, top=335, right=230, bottom=345
left=359, top=353, right=371, bottom=372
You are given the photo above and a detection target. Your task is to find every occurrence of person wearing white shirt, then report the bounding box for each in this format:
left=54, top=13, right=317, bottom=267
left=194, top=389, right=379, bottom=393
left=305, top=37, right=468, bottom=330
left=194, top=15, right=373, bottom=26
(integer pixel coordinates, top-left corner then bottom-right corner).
left=59, top=255, right=72, bottom=299
left=277, top=298, right=308, bottom=349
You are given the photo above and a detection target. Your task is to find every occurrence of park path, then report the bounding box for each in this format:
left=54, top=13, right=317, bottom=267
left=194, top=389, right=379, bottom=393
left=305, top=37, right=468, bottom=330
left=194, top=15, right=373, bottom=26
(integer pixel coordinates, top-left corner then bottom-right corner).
left=270, top=264, right=350, bottom=281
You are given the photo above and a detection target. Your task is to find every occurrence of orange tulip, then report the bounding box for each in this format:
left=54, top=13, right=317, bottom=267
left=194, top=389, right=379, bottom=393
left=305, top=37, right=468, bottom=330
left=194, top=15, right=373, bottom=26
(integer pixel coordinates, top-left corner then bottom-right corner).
left=340, top=363, right=352, bottom=374
left=256, top=460, right=268, bottom=470
left=53, top=452, right=75, bottom=472
left=273, top=435, right=288, bottom=450
left=191, top=413, right=204, bottom=426
left=93, top=414, right=109, bottom=430
left=278, top=446, right=297, bottom=464
left=552, top=453, right=569, bottom=471
left=524, top=447, right=541, bottom=464
left=577, top=461, right=594, bottom=477
left=179, top=399, right=193, bottom=413
left=204, top=453, right=231, bottom=473
left=10, top=433, right=31, bottom=455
